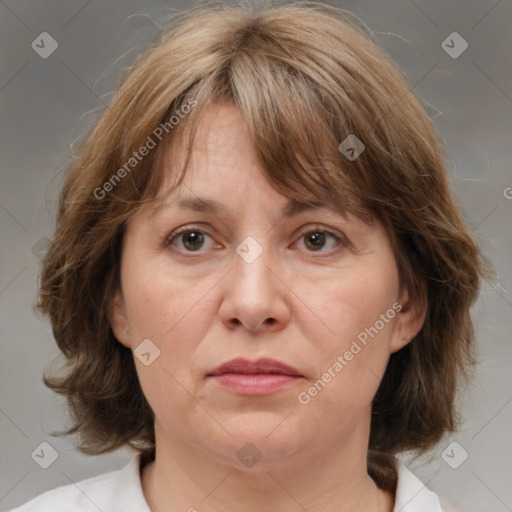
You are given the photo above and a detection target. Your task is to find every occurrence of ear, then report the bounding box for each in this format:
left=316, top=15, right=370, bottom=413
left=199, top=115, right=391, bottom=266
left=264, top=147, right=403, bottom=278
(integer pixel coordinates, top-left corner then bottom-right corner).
left=390, top=281, right=427, bottom=353
left=108, top=288, right=132, bottom=349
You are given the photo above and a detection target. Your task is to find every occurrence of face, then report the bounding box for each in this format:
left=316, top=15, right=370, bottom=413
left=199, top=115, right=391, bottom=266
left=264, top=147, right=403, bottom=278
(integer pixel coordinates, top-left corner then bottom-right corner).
left=110, top=102, right=422, bottom=469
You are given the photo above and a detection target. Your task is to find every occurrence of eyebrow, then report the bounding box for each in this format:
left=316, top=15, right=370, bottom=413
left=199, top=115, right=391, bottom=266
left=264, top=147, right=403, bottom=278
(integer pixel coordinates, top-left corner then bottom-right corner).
left=155, top=196, right=327, bottom=218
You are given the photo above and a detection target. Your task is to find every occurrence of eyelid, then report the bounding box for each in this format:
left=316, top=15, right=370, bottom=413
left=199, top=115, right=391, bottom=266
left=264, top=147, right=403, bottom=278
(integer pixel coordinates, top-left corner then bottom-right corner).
left=294, top=224, right=346, bottom=242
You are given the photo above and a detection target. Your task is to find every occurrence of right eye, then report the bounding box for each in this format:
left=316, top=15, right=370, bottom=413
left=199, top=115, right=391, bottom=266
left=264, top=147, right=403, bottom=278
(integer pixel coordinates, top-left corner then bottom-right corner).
left=164, top=226, right=220, bottom=254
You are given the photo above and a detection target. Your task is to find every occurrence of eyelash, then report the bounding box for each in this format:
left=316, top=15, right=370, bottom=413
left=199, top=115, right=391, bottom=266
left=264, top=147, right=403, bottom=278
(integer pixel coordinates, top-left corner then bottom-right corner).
left=163, top=224, right=347, bottom=257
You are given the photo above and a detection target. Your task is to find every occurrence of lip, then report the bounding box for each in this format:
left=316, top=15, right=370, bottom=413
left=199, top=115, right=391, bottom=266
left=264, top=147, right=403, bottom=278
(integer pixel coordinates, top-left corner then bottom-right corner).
left=207, top=357, right=304, bottom=396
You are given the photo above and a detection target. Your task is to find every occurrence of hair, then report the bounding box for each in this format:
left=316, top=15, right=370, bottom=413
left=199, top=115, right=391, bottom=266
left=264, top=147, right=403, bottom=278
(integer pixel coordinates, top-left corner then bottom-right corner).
left=37, top=0, right=491, bottom=491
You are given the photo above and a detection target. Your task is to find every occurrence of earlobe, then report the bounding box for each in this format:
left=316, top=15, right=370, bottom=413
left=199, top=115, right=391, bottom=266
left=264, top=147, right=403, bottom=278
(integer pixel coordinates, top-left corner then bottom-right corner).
left=109, top=289, right=132, bottom=348
left=390, top=283, right=427, bottom=353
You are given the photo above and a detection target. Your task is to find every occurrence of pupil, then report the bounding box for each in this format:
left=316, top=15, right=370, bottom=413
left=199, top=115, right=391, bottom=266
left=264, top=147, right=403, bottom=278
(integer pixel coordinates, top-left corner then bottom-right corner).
left=306, top=232, right=325, bottom=250
left=184, top=231, right=204, bottom=250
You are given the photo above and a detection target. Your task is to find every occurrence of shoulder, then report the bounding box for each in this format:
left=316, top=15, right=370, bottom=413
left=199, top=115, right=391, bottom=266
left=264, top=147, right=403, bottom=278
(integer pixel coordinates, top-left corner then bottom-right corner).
left=393, top=457, right=458, bottom=512
left=7, top=470, right=120, bottom=512
left=7, top=454, right=150, bottom=512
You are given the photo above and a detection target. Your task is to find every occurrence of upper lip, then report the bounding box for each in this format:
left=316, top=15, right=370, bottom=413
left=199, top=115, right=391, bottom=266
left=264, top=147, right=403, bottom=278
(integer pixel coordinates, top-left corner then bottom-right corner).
left=207, top=358, right=303, bottom=377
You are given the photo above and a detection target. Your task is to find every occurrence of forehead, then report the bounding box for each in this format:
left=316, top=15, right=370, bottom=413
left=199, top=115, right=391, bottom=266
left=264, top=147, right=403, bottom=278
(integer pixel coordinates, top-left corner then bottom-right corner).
left=145, top=101, right=373, bottom=226
left=149, top=104, right=322, bottom=206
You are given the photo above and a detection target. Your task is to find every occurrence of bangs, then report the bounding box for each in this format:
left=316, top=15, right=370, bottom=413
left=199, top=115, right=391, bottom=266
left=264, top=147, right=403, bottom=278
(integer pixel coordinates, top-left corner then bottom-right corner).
left=142, top=37, right=377, bottom=224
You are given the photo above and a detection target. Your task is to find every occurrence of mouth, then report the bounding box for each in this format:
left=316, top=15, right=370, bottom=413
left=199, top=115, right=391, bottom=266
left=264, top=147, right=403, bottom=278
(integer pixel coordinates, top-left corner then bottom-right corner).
left=207, top=357, right=304, bottom=396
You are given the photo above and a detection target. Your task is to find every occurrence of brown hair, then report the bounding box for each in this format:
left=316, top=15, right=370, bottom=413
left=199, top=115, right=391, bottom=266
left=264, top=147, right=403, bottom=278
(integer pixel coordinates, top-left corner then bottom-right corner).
left=37, top=0, right=491, bottom=489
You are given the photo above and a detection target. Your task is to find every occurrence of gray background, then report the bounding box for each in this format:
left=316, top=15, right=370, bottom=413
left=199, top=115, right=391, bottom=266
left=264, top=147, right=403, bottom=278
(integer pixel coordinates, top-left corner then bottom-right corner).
left=0, top=1, right=511, bottom=511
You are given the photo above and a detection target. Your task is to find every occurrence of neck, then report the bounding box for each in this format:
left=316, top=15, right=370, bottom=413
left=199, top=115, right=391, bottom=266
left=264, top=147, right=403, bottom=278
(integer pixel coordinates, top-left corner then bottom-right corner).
left=140, top=422, right=395, bottom=512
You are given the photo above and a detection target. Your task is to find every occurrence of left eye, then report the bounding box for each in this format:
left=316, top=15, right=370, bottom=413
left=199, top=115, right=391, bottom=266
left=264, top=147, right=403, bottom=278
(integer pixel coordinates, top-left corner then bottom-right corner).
left=294, top=228, right=344, bottom=254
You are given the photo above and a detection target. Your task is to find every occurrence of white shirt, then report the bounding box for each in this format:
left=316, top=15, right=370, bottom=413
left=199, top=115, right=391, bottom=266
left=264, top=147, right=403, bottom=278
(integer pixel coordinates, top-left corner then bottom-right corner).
left=8, top=453, right=456, bottom=512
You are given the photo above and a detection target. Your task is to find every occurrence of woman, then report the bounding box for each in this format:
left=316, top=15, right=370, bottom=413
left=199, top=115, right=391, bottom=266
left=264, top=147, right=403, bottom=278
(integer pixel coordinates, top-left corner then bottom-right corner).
left=10, top=2, right=489, bottom=511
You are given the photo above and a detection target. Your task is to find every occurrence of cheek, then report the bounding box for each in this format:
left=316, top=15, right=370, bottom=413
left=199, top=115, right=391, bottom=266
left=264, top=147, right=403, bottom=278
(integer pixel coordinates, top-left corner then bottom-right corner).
left=297, top=259, right=399, bottom=409
left=121, top=246, right=210, bottom=343
left=307, top=260, right=399, bottom=351
left=122, top=266, right=217, bottom=437
left=120, top=253, right=218, bottom=400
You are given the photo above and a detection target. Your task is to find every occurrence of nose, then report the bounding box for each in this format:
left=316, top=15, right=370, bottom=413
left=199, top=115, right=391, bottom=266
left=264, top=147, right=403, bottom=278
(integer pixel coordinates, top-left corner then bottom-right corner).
left=218, top=239, right=291, bottom=334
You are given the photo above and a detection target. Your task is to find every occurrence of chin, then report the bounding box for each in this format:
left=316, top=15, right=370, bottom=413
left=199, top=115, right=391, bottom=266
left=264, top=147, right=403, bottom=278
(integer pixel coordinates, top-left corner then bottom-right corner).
left=214, top=410, right=316, bottom=463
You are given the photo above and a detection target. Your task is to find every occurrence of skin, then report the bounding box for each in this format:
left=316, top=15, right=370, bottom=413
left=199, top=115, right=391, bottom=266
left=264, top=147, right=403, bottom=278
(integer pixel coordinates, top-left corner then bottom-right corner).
left=110, top=102, right=426, bottom=512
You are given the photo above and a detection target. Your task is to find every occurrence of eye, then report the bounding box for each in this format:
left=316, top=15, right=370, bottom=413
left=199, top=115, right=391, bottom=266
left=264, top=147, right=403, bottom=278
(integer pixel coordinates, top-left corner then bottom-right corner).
left=165, top=226, right=218, bottom=253
left=293, top=226, right=346, bottom=255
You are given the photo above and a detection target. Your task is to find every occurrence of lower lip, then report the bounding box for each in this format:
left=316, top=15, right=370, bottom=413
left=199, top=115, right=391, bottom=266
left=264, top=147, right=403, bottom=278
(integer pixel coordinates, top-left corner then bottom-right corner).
left=210, top=373, right=302, bottom=395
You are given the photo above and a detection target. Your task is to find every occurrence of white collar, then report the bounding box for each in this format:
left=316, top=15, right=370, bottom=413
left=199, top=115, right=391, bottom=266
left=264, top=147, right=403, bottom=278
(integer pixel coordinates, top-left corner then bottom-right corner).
left=392, top=458, right=444, bottom=511
left=112, top=453, right=444, bottom=512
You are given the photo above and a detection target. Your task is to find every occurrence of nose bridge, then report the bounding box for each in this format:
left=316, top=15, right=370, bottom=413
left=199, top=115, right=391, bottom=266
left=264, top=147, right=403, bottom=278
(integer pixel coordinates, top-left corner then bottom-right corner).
left=219, top=232, right=290, bottom=332
left=233, top=233, right=276, bottom=298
